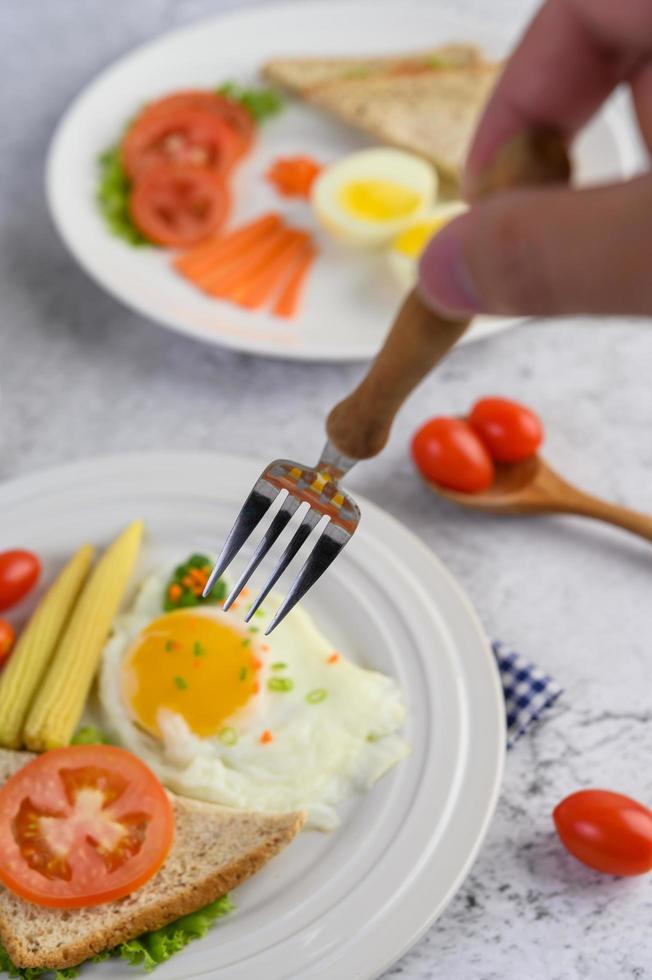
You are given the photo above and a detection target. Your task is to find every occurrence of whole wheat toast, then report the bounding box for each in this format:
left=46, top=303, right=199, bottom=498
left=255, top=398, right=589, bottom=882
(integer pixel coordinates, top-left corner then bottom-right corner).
left=306, top=65, right=500, bottom=182
left=262, top=42, right=485, bottom=92
left=0, top=749, right=305, bottom=970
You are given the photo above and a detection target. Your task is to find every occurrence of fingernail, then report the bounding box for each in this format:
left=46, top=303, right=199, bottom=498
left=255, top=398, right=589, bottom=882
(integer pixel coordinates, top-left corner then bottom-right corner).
left=418, top=217, right=484, bottom=319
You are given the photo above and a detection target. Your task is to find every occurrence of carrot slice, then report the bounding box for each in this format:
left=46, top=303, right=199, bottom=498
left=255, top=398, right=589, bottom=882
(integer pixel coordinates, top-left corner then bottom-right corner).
left=232, top=232, right=310, bottom=309
left=184, top=225, right=289, bottom=294
left=209, top=229, right=303, bottom=301
left=203, top=226, right=296, bottom=297
left=273, top=244, right=317, bottom=318
left=174, top=213, right=282, bottom=276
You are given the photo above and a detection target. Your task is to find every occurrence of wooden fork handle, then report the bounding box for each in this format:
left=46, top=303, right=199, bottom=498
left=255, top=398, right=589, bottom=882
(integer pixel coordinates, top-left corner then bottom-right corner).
left=326, top=130, right=571, bottom=460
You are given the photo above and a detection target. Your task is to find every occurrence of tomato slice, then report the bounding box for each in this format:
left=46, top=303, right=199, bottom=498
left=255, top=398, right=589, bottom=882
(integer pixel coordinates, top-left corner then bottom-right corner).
left=141, top=91, right=255, bottom=161
left=129, top=163, right=230, bottom=247
left=122, top=105, right=239, bottom=181
left=0, top=745, right=174, bottom=907
left=0, top=550, right=41, bottom=612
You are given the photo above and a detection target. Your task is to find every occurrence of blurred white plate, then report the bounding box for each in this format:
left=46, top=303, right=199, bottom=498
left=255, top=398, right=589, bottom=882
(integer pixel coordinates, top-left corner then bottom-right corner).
left=46, top=0, right=639, bottom=362
left=0, top=451, right=504, bottom=979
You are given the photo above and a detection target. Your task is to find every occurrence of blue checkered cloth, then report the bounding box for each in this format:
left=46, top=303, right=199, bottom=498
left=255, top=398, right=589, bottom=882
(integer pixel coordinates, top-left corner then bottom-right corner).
left=492, top=641, right=563, bottom=748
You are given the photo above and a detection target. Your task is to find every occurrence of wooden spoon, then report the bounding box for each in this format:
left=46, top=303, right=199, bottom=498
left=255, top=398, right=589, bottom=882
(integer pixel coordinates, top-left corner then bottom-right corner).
left=428, top=454, right=652, bottom=543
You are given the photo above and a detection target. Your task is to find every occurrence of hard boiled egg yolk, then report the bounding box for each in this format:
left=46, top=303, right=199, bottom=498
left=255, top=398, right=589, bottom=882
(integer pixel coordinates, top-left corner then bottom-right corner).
left=338, top=179, right=422, bottom=222
left=121, top=611, right=259, bottom=738
left=393, top=215, right=450, bottom=258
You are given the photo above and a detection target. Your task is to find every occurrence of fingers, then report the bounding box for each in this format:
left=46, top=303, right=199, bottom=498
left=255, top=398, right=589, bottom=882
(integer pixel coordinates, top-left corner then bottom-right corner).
left=630, top=60, right=652, bottom=154
left=418, top=173, right=652, bottom=318
left=465, top=0, right=652, bottom=197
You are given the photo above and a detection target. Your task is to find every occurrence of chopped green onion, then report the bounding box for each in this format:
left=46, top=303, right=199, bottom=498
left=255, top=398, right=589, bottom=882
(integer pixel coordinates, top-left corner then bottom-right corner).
left=248, top=626, right=259, bottom=634
left=306, top=688, right=328, bottom=704
left=193, top=641, right=205, bottom=657
left=218, top=727, right=238, bottom=746
left=241, top=638, right=251, bottom=648
left=267, top=677, right=294, bottom=693
left=174, top=676, right=188, bottom=691
left=165, top=640, right=175, bottom=652
left=271, top=662, right=287, bottom=671
left=239, top=666, right=248, bottom=681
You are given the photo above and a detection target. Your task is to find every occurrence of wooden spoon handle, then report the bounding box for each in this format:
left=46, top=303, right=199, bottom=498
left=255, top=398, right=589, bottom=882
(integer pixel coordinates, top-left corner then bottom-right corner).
left=327, top=130, right=571, bottom=460
left=547, top=478, right=652, bottom=543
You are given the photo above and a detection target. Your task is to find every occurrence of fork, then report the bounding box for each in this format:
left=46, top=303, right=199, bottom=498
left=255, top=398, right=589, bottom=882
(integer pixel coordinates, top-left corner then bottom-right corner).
left=204, top=130, right=571, bottom=633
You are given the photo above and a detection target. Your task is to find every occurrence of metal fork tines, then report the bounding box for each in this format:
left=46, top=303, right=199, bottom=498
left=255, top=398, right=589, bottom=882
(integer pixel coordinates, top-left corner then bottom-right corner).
left=203, top=441, right=359, bottom=635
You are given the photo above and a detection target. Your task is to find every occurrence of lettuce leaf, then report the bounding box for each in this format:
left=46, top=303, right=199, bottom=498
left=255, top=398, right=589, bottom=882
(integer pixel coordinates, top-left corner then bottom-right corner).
left=0, top=896, right=233, bottom=978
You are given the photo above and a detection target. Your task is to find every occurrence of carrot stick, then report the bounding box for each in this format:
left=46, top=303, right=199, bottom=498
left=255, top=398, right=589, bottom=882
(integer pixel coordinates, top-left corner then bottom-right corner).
left=272, top=244, right=317, bottom=318
left=174, top=213, right=282, bottom=276
left=232, top=232, right=310, bottom=309
left=182, top=225, right=289, bottom=294
left=202, top=226, right=296, bottom=296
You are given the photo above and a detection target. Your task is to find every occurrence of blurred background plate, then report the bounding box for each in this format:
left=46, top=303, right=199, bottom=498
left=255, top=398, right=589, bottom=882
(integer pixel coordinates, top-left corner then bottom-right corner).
left=0, top=451, right=503, bottom=980
left=46, top=0, right=640, bottom=362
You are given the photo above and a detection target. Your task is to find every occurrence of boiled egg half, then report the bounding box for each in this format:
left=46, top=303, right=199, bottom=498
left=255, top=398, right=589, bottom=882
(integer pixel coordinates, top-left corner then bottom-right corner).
left=311, top=148, right=438, bottom=247
left=388, top=202, right=467, bottom=290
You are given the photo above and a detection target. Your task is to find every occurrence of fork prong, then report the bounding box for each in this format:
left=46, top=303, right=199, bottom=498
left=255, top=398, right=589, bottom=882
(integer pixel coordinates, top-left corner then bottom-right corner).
left=203, top=484, right=277, bottom=598
left=244, top=508, right=321, bottom=622
left=223, top=496, right=301, bottom=611
left=264, top=523, right=350, bottom=635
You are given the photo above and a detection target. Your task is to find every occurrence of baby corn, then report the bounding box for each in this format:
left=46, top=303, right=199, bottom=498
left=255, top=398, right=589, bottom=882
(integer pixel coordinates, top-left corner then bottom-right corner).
left=24, top=520, right=143, bottom=751
left=0, top=543, right=95, bottom=749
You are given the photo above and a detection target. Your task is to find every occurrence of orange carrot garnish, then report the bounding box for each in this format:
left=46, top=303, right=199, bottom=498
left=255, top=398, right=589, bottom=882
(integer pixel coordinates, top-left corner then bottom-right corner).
left=266, top=156, right=322, bottom=198
left=260, top=729, right=273, bottom=744
left=327, top=652, right=340, bottom=665
left=229, top=232, right=309, bottom=309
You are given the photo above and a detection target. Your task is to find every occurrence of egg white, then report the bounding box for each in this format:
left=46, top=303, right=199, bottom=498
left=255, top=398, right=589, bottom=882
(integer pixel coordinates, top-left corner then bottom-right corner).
left=99, top=565, right=409, bottom=830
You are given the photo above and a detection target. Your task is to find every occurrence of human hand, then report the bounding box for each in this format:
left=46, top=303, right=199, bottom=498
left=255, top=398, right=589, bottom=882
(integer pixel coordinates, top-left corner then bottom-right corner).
left=418, top=0, right=652, bottom=318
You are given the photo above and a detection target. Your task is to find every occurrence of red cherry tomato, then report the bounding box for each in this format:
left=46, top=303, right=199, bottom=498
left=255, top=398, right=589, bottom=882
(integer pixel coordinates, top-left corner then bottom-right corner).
left=0, top=745, right=174, bottom=908
left=553, top=789, right=652, bottom=876
left=0, top=620, right=15, bottom=666
left=122, top=105, right=239, bottom=181
left=129, top=162, right=230, bottom=247
left=411, top=418, right=495, bottom=493
left=0, top=550, right=41, bottom=612
left=469, top=397, right=543, bottom=462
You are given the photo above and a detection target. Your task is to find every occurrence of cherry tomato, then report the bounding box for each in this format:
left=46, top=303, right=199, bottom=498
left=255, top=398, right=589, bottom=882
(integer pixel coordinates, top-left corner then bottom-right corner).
left=411, top=417, right=495, bottom=493
left=553, top=789, right=652, bottom=876
left=0, top=620, right=15, bottom=666
left=469, top=396, right=543, bottom=462
left=122, top=105, right=239, bottom=181
left=140, top=91, right=255, bottom=160
left=129, top=162, right=230, bottom=247
left=0, top=550, right=41, bottom=612
left=0, top=745, right=174, bottom=907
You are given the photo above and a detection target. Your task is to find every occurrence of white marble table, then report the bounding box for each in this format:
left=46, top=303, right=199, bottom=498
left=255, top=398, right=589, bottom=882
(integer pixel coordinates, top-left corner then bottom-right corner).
left=1, top=0, right=652, bottom=977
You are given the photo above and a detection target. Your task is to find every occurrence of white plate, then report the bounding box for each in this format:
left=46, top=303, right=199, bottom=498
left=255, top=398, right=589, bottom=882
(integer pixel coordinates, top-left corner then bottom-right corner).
left=0, top=452, right=503, bottom=980
left=45, top=0, right=639, bottom=363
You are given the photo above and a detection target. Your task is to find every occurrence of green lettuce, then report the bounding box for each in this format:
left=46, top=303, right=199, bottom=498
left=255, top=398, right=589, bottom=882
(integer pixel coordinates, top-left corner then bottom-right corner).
left=96, top=146, right=148, bottom=247
left=0, top=896, right=233, bottom=978
left=216, top=82, right=283, bottom=122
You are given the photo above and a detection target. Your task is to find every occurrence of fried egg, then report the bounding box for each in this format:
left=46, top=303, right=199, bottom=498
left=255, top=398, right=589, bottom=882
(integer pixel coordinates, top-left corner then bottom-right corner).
left=99, top=566, right=409, bottom=830
left=311, top=148, right=438, bottom=247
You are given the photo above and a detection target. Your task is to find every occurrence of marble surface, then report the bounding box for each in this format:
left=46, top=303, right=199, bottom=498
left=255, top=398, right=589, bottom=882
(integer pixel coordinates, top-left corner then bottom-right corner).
left=1, top=0, right=652, bottom=977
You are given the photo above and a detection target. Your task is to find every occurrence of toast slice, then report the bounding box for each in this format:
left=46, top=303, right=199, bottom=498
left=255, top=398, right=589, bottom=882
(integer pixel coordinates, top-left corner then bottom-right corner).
left=262, top=43, right=485, bottom=93
left=306, top=65, right=500, bottom=182
left=0, top=749, right=305, bottom=971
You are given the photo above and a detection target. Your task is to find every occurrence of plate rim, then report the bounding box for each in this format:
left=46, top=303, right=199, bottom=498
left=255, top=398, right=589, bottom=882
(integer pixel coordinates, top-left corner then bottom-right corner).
left=44, top=0, right=642, bottom=364
left=0, top=449, right=505, bottom=979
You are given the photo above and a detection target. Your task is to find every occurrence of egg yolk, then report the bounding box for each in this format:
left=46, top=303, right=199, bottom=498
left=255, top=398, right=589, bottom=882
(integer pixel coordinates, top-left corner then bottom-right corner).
left=121, top=612, right=259, bottom=738
left=338, top=179, right=421, bottom=222
left=393, top=216, right=449, bottom=258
